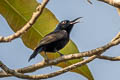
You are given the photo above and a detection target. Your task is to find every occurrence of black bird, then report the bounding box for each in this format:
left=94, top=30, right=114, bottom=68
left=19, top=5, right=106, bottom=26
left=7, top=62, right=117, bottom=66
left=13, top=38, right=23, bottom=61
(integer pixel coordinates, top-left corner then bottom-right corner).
left=28, top=17, right=82, bottom=62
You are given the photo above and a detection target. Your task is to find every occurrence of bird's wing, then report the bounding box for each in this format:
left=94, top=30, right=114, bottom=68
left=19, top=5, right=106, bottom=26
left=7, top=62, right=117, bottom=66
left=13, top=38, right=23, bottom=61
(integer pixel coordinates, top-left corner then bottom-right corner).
left=38, top=30, right=68, bottom=47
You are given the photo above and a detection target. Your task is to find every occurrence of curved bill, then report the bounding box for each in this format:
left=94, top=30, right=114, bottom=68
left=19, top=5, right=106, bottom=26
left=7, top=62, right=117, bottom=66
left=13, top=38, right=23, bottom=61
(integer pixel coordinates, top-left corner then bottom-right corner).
left=70, top=17, right=83, bottom=24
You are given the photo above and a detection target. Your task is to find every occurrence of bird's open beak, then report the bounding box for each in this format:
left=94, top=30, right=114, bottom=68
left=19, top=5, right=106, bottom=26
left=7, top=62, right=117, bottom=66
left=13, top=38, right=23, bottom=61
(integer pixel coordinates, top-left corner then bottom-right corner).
left=70, top=17, right=83, bottom=24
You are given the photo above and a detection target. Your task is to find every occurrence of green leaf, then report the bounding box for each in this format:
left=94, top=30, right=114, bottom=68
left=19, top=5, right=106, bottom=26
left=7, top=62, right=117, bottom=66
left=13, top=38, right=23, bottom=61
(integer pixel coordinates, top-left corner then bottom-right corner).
left=0, top=0, right=94, bottom=79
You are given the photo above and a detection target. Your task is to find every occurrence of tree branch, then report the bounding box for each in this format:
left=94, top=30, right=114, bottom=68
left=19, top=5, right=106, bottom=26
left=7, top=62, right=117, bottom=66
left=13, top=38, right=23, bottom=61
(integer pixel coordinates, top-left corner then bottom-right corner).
left=111, top=32, right=120, bottom=42
left=98, top=55, right=120, bottom=61
left=0, top=55, right=97, bottom=79
left=98, top=0, right=120, bottom=8
left=0, top=37, right=120, bottom=78
left=0, top=0, right=49, bottom=43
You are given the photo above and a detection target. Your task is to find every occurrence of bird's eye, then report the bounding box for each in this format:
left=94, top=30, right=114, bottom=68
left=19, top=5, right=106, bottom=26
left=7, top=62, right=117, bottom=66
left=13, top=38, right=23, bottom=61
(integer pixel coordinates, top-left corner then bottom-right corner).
left=61, top=21, right=66, bottom=24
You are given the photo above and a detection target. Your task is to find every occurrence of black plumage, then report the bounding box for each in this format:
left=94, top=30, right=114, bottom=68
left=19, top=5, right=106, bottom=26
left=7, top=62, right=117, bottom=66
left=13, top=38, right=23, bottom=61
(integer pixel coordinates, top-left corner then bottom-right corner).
left=28, top=17, right=82, bottom=62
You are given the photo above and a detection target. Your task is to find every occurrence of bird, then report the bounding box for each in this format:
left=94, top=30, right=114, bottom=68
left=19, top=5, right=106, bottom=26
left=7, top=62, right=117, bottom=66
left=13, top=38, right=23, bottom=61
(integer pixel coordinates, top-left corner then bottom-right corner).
left=28, top=17, right=82, bottom=62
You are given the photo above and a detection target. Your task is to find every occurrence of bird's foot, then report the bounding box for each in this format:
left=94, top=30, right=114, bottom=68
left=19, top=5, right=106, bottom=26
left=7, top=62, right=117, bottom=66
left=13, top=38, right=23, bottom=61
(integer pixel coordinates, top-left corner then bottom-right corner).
left=44, top=59, right=53, bottom=68
left=44, top=58, right=50, bottom=63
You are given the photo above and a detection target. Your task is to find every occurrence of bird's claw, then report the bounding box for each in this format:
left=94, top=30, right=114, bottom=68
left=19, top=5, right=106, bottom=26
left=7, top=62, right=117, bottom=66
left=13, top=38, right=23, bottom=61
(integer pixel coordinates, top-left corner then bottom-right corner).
left=44, top=58, right=53, bottom=68
left=44, top=58, right=50, bottom=63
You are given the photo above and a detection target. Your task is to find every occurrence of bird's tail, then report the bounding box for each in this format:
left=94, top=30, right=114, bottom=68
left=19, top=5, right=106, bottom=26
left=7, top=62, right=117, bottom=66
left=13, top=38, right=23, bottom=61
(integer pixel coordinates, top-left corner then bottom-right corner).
left=28, top=47, right=43, bottom=62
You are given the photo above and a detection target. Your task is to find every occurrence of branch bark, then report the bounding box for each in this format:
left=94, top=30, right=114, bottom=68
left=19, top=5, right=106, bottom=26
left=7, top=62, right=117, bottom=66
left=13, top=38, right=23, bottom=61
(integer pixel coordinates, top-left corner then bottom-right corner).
left=98, top=55, right=120, bottom=61
left=98, top=0, right=120, bottom=8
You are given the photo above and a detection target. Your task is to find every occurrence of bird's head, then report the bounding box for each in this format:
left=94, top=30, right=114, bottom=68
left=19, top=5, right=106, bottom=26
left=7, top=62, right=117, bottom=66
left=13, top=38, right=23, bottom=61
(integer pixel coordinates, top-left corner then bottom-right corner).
left=55, top=17, right=82, bottom=33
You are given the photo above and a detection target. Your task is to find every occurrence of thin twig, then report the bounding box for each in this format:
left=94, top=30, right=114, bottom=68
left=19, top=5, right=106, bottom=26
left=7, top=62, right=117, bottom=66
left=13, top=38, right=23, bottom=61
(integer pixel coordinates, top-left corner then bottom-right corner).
left=98, top=55, right=120, bottom=61
left=111, top=32, right=120, bottom=42
left=87, top=0, right=93, bottom=4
